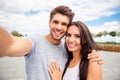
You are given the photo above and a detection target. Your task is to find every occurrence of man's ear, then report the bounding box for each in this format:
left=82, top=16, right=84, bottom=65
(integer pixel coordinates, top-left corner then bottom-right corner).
left=49, top=21, right=51, bottom=28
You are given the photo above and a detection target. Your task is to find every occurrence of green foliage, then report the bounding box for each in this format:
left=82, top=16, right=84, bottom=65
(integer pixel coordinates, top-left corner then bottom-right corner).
left=96, top=32, right=102, bottom=37
left=116, top=32, right=120, bottom=36
left=102, top=31, right=108, bottom=36
left=11, top=30, right=23, bottom=37
left=109, top=31, right=116, bottom=37
left=91, top=33, right=96, bottom=37
left=92, top=31, right=120, bottom=38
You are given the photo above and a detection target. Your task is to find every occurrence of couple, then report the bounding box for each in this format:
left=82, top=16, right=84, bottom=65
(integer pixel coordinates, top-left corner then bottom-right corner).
left=48, top=21, right=102, bottom=80
left=0, top=5, right=102, bottom=80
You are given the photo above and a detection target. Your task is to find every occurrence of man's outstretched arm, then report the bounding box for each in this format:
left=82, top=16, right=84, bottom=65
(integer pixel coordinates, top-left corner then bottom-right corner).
left=0, top=25, right=32, bottom=57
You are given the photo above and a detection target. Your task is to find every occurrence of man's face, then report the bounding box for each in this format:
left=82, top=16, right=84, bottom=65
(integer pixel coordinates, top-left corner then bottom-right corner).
left=49, top=13, right=70, bottom=41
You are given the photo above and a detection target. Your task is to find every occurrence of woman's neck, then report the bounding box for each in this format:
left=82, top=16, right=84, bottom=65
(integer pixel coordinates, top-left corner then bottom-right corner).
left=68, top=51, right=81, bottom=68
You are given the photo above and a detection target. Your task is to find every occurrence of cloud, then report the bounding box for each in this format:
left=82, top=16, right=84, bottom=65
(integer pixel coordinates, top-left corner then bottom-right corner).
left=0, top=11, right=50, bottom=34
left=89, top=21, right=120, bottom=33
left=0, top=0, right=120, bottom=34
left=72, top=0, right=120, bottom=21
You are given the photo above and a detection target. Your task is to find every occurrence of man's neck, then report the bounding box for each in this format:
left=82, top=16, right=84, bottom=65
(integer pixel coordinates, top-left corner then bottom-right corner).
left=45, top=34, right=61, bottom=45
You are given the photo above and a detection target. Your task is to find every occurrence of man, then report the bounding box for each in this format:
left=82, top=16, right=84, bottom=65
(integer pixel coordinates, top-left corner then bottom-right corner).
left=0, top=5, right=103, bottom=80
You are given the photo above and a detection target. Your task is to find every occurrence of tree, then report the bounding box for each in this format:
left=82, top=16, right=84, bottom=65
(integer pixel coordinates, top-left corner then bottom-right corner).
left=96, top=32, right=102, bottom=37
left=109, top=31, right=116, bottom=37
left=91, top=33, right=96, bottom=37
left=11, top=30, right=23, bottom=37
left=102, top=31, right=108, bottom=36
left=116, top=32, right=120, bottom=36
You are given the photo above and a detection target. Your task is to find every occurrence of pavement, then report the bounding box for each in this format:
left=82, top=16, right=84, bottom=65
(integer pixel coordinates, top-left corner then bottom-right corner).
left=0, top=51, right=120, bottom=80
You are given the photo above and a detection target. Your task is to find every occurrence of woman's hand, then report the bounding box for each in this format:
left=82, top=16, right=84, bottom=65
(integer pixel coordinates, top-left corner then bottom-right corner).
left=48, top=61, right=62, bottom=80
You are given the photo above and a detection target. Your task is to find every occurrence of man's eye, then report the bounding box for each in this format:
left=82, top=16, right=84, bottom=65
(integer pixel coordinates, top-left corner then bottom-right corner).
left=53, top=20, right=58, bottom=24
left=62, top=23, right=68, bottom=27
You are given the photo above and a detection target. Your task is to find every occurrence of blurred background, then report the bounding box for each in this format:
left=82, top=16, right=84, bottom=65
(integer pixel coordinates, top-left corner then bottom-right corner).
left=0, top=0, right=120, bottom=80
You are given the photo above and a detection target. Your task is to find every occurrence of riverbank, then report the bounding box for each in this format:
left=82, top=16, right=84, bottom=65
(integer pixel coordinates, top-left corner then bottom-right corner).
left=98, top=44, right=120, bottom=52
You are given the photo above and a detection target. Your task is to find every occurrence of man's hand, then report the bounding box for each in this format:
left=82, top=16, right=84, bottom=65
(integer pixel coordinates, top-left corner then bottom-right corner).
left=88, top=51, right=104, bottom=65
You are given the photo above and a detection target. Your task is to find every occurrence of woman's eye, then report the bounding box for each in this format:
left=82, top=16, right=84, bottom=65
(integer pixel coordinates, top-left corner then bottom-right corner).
left=75, top=35, right=81, bottom=38
left=66, top=33, right=71, bottom=37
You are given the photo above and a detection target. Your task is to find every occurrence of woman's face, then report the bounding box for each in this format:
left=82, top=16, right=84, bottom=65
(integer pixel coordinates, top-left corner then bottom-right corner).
left=66, top=25, right=81, bottom=53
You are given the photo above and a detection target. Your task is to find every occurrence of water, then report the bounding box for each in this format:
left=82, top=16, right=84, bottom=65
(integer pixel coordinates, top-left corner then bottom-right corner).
left=0, top=57, right=26, bottom=80
left=101, top=51, right=120, bottom=80
left=0, top=51, right=120, bottom=80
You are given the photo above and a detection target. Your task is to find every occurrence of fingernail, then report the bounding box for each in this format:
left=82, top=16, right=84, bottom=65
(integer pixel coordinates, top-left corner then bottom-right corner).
left=87, top=57, right=89, bottom=59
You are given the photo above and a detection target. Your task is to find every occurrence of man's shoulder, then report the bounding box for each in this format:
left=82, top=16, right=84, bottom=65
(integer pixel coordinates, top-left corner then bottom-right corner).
left=24, top=34, right=46, bottom=45
left=26, top=33, right=44, bottom=39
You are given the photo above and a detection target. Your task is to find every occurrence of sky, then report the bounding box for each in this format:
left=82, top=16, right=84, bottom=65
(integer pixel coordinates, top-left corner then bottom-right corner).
left=0, top=0, right=120, bottom=35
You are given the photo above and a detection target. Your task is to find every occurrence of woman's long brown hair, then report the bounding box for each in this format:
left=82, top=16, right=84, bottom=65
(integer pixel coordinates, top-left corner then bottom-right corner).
left=62, top=21, right=98, bottom=80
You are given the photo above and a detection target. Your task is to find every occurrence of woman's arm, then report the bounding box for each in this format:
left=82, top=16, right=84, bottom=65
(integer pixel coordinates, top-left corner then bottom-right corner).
left=48, top=61, right=62, bottom=80
left=87, top=59, right=102, bottom=80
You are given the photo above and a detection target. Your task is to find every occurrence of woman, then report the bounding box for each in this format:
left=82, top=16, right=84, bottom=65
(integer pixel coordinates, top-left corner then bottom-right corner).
left=48, top=21, right=102, bottom=80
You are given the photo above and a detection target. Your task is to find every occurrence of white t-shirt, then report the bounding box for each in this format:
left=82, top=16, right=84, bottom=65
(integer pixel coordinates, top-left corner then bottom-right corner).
left=25, top=34, right=67, bottom=80
left=63, top=62, right=80, bottom=80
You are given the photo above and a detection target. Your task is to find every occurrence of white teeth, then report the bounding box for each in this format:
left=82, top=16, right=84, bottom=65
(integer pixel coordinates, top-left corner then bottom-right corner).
left=68, top=43, right=75, bottom=47
left=54, top=29, right=61, bottom=34
left=55, top=31, right=61, bottom=34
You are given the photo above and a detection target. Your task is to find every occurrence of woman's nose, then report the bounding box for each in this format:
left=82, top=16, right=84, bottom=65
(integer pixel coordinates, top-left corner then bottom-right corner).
left=69, top=36, right=74, bottom=42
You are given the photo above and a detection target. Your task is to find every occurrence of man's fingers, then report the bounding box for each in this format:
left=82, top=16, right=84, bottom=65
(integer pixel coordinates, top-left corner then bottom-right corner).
left=98, top=59, right=104, bottom=65
left=88, top=51, right=104, bottom=65
left=88, top=51, right=101, bottom=59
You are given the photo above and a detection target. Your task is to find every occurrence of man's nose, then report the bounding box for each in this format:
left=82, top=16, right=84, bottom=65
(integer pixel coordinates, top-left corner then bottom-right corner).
left=57, top=24, right=62, bottom=30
